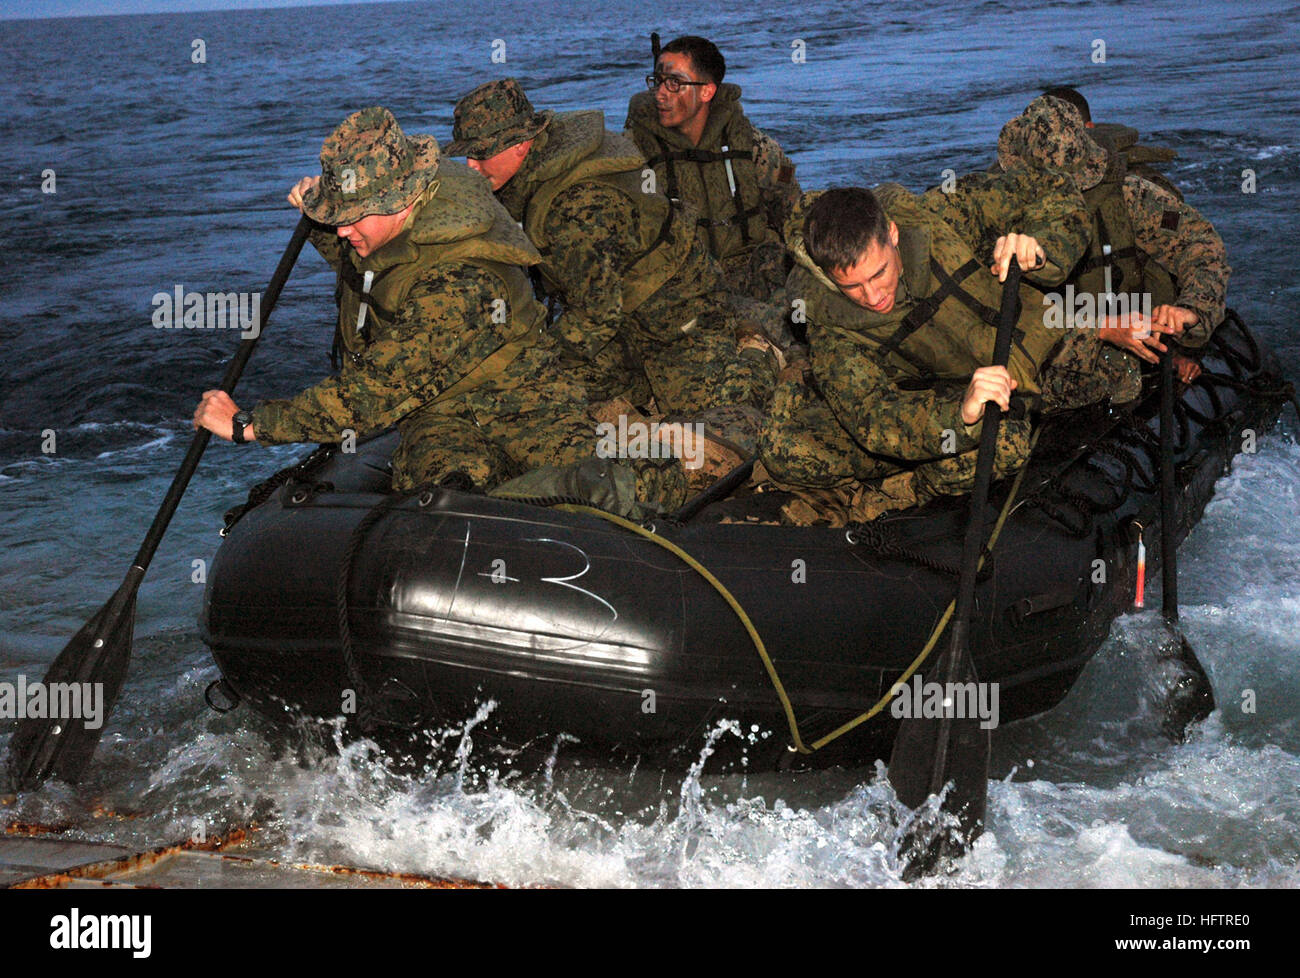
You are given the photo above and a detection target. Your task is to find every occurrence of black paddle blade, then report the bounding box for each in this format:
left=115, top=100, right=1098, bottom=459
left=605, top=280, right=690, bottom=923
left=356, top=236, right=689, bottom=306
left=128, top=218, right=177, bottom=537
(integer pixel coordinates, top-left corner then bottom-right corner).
left=887, top=662, right=991, bottom=879
left=1153, top=628, right=1215, bottom=742
left=6, top=576, right=138, bottom=791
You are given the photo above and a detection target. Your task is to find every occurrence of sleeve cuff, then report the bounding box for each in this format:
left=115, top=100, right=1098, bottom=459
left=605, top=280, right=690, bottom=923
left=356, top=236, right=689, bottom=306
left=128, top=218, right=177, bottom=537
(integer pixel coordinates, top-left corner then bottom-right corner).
left=938, top=399, right=982, bottom=454
left=248, top=401, right=298, bottom=445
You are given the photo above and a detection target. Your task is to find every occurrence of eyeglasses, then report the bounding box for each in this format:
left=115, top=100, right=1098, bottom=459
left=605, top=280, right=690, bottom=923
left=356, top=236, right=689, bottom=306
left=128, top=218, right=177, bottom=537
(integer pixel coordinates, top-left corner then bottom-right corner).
left=645, top=73, right=708, bottom=93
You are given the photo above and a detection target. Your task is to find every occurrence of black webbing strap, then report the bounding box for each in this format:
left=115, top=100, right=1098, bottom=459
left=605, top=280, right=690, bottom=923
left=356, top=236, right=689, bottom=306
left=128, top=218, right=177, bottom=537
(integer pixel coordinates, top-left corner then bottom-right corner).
left=695, top=205, right=764, bottom=231
left=1074, top=203, right=1138, bottom=291
left=1076, top=245, right=1140, bottom=274
left=624, top=199, right=678, bottom=273
left=334, top=261, right=399, bottom=322
left=644, top=146, right=749, bottom=167
left=647, top=136, right=757, bottom=247
left=330, top=261, right=398, bottom=369
left=651, top=134, right=680, bottom=202
left=874, top=258, right=995, bottom=363
left=537, top=195, right=677, bottom=284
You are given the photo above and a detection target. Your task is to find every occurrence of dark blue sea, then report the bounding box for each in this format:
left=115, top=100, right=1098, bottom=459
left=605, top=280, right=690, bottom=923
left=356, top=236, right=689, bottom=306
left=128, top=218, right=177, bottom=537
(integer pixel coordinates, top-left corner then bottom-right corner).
left=1, top=0, right=1298, bottom=887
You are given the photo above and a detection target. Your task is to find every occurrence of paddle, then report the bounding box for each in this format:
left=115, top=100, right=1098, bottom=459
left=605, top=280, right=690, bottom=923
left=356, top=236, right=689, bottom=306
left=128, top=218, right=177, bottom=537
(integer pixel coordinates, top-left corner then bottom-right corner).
left=670, top=458, right=755, bottom=524
left=1152, top=346, right=1215, bottom=741
left=887, top=257, right=1023, bottom=878
left=6, top=215, right=313, bottom=791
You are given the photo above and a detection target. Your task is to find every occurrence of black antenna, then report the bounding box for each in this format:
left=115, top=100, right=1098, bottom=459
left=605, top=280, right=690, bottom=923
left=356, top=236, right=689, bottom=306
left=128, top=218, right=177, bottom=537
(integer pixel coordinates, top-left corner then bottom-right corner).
left=651, top=32, right=661, bottom=62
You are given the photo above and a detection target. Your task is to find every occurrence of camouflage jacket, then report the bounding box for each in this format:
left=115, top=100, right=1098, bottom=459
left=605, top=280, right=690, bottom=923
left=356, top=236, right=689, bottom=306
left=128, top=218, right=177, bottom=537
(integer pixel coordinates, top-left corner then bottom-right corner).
left=251, top=163, right=549, bottom=444
left=497, top=112, right=712, bottom=358
left=624, top=85, right=800, bottom=261
left=788, top=169, right=1091, bottom=463
left=1121, top=175, right=1229, bottom=346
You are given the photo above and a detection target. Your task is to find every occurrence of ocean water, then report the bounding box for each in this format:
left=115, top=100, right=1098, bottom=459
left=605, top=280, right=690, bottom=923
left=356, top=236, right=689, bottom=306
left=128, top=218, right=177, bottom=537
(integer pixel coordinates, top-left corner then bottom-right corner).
left=1, top=0, right=1298, bottom=888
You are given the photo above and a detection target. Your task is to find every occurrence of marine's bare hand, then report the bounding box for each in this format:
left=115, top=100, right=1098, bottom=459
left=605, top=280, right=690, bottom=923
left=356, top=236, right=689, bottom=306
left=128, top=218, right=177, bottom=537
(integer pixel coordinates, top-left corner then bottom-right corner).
left=193, top=389, right=252, bottom=442
left=1173, top=352, right=1202, bottom=384
left=1098, top=312, right=1180, bottom=364
left=960, top=365, right=1017, bottom=426
left=1152, top=303, right=1199, bottom=335
left=990, top=233, right=1044, bottom=282
left=287, top=176, right=320, bottom=211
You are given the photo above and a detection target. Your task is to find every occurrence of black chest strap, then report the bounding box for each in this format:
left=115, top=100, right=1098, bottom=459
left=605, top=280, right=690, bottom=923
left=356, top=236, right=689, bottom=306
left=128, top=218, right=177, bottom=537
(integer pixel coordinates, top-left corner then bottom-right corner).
left=648, top=135, right=757, bottom=248
left=1073, top=205, right=1140, bottom=289
left=330, top=261, right=399, bottom=370
left=870, top=257, right=1023, bottom=377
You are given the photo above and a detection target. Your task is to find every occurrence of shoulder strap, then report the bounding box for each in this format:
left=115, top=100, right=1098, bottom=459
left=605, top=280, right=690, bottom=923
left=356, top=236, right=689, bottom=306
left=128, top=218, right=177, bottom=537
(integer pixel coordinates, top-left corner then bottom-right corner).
left=868, top=257, right=1025, bottom=376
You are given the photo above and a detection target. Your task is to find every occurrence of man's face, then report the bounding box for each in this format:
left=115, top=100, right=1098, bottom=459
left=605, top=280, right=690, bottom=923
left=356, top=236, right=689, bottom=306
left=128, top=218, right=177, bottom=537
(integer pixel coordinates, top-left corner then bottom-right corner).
left=467, top=141, right=530, bottom=191
left=828, top=222, right=902, bottom=314
left=336, top=207, right=411, bottom=259
left=652, top=52, right=714, bottom=132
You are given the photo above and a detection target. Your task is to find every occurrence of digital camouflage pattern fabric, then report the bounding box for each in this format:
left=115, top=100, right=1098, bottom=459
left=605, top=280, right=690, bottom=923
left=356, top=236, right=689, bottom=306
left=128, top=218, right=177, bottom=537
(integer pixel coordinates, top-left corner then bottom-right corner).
left=997, top=96, right=1108, bottom=191
left=759, top=376, right=1034, bottom=525
left=444, top=78, right=553, bottom=160
left=252, top=156, right=605, bottom=495
left=301, top=106, right=440, bottom=226
left=471, top=101, right=776, bottom=415
left=1121, top=175, right=1230, bottom=346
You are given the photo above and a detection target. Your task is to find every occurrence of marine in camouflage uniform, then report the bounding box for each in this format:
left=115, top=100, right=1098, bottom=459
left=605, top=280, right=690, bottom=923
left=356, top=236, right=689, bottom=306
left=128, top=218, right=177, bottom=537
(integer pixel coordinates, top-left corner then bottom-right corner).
left=758, top=168, right=1108, bottom=524
left=998, top=95, right=1230, bottom=386
left=193, top=106, right=686, bottom=512
left=1042, top=85, right=1188, bottom=200
left=446, top=78, right=775, bottom=420
left=624, top=37, right=800, bottom=303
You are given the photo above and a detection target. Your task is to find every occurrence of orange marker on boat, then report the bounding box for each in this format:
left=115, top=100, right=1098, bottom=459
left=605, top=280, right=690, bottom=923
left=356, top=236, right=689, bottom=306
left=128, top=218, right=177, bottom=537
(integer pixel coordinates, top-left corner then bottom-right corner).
left=1134, top=529, right=1147, bottom=609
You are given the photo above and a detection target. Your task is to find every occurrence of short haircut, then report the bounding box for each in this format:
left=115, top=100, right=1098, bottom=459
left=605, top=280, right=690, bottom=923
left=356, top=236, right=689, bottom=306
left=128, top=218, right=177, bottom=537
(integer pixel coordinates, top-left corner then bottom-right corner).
left=661, top=35, right=726, bottom=84
left=1043, top=86, right=1091, bottom=123
left=804, top=188, right=891, bottom=274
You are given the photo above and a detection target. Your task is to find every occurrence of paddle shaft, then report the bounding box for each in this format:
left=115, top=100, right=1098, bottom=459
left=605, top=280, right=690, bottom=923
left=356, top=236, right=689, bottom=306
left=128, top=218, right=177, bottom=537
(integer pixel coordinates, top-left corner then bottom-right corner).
left=1159, top=346, right=1178, bottom=622
left=6, top=215, right=313, bottom=790
left=670, top=458, right=755, bottom=524
left=129, top=215, right=312, bottom=574
left=927, top=258, right=1022, bottom=796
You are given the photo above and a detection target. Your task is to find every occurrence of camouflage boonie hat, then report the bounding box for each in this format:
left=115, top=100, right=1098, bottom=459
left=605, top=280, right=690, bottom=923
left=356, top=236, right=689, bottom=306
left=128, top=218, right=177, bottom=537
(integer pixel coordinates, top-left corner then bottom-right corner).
left=302, top=106, right=440, bottom=226
left=445, top=78, right=553, bottom=160
left=998, top=95, right=1108, bottom=190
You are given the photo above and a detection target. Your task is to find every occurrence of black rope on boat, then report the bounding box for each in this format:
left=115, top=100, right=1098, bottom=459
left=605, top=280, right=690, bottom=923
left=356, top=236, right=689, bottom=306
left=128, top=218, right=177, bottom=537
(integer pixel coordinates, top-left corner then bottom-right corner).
left=221, top=442, right=337, bottom=536
left=336, top=491, right=405, bottom=734
left=1195, top=368, right=1299, bottom=422
left=1217, top=309, right=1261, bottom=373
left=490, top=493, right=595, bottom=509
left=844, top=516, right=994, bottom=580
left=1020, top=311, right=1288, bottom=537
left=491, top=492, right=666, bottom=531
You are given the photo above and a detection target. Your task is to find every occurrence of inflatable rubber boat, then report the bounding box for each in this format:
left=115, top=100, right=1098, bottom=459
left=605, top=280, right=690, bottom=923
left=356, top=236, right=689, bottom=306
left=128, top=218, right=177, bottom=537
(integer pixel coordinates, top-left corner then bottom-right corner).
left=199, top=312, right=1291, bottom=770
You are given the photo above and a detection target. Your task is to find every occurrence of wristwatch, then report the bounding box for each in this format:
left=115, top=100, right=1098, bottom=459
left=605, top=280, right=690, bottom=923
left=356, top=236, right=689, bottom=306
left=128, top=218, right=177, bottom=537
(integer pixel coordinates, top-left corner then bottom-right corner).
left=231, top=410, right=253, bottom=445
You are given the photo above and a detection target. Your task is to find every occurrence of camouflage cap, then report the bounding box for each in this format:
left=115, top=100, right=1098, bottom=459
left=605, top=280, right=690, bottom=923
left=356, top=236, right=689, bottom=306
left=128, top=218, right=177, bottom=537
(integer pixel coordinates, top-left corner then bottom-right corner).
left=998, top=95, right=1108, bottom=190
left=301, top=106, right=440, bottom=226
left=444, top=78, right=553, bottom=160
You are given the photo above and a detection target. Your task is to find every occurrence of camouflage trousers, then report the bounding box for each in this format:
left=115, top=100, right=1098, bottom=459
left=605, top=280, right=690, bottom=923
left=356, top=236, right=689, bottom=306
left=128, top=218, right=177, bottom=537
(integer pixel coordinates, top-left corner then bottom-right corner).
left=1040, top=329, right=1143, bottom=411
left=390, top=347, right=687, bottom=510
left=717, top=240, right=791, bottom=303
left=757, top=378, right=1033, bottom=525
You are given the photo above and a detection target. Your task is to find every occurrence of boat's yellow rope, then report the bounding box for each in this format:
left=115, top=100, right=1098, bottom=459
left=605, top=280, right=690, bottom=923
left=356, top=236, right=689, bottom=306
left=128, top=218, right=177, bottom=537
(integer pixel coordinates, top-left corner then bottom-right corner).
left=559, top=431, right=1038, bottom=753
